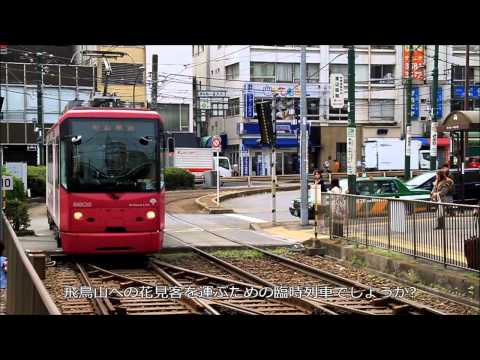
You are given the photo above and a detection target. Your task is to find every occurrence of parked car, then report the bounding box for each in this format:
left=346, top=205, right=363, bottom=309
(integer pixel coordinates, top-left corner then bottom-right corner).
left=289, top=177, right=431, bottom=219
left=405, top=168, right=480, bottom=204
left=467, top=157, right=480, bottom=168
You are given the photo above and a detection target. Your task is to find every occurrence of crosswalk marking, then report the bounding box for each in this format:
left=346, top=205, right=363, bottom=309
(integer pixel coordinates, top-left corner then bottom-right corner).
left=223, top=213, right=267, bottom=223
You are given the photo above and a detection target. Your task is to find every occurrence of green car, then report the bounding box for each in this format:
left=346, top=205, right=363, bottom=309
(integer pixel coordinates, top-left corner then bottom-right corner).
left=289, top=177, right=431, bottom=219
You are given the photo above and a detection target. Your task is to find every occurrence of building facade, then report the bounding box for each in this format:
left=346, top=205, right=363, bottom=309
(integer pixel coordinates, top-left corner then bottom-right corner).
left=192, top=45, right=480, bottom=175
left=76, top=45, right=147, bottom=108
left=0, top=45, right=95, bottom=164
left=146, top=45, right=193, bottom=133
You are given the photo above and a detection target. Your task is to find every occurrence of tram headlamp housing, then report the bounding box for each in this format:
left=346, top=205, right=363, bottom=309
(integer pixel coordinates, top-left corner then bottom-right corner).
left=73, top=211, right=83, bottom=220
left=146, top=211, right=156, bottom=220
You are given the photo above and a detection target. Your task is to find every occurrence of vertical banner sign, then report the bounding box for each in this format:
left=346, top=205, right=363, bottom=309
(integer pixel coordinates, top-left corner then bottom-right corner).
left=430, top=122, right=438, bottom=157
left=346, top=127, right=356, bottom=175
left=406, top=126, right=412, bottom=156
left=411, top=87, right=420, bottom=119
left=245, top=83, right=254, bottom=118
left=436, top=88, right=443, bottom=118
left=403, top=45, right=425, bottom=80
left=330, top=74, right=345, bottom=109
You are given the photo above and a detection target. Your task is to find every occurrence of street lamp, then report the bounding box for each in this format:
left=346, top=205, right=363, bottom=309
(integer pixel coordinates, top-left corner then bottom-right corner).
left=133, top=65, right=145, bottom=108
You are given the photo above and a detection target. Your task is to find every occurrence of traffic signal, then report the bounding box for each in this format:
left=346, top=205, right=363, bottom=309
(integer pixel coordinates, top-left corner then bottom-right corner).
left=256, top=101, right=275, bottom=146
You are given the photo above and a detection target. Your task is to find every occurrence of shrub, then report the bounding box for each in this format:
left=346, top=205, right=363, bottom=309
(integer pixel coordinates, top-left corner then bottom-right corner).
left=4, top=199, right=31, bottom=233
left=164, top=167, right=194, bottom=190
left=2, top=168, right=31, bottom=234
left=27, top=165, right=46, bottom=197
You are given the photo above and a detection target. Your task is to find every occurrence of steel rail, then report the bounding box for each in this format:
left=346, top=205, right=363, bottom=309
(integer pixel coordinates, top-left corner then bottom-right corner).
left=86, top=263, right=218, bottom=315
left=165, top=212, right=446, bottom=315
left=151, top=259, right=322, bottom=315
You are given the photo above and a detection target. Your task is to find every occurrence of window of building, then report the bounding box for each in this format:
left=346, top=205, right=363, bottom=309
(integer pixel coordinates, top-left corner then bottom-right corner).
left=156, top=103, right=190, bottom=131
left=371, top=45, right=395, bottom=50
left=356, top=64, right=369, bottom=82
left=250, top=62, right=275, bottom=82
left=369, top=99, right=394, bottom=120
left=329, top=64, right=348, bottom=78
left=452, top=65, right=477, bottom=82
left=102, top=63, right=144, bottom=85
left=276, top=63, right=293, bottom=82
left=307, top=98, right=319, bottom=120
left=225, top=63, right=240, bottom=80
left=228, top=98, right=240, bottom=116
left=370, top=64, right=395, bottom=83
left=293, top=63, right=320, bottom=83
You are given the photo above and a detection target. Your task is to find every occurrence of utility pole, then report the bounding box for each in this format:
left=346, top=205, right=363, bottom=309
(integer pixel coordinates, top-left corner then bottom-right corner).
left=271, top=94, right=277, bottom=225
left=404, top=45, right=413, bottom=180
left=464, top=45, right=470, bottom=111
left=193, top=76, right=199, bottom=137
left=35, top=53, right=46, bottom=166
left=460, top=44, right=470, bottom=203
left=430, top=45, right=439, bottom=170
left=151, top=54, right=158, bottom=109
left=347, top=46, right=356, bottom=194
left=300, top=46, right=309, bottom=226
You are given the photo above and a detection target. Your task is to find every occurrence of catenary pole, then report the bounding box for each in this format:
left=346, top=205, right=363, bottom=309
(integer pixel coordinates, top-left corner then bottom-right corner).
left=430, top=45, right=439, bottom=170
left=347, top=45, right=356, bottom=194
left=300, top=46, right=309, bottom=226
left=404, top=45, right=413, bottom=180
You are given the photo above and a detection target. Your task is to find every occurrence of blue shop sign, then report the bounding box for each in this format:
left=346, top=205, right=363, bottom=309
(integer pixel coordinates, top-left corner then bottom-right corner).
left=411, top=87, right=420, bottom=119
left=454, top=85, right=480, bottom=98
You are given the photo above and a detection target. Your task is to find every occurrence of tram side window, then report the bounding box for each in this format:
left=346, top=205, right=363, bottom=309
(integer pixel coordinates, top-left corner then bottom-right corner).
left=60, top=140, right=68, bottom=189
left=47, top=144, right=53, bottom=185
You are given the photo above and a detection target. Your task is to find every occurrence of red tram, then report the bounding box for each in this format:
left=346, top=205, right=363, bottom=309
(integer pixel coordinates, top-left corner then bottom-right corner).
left=45, top=108, right=165, bottom=254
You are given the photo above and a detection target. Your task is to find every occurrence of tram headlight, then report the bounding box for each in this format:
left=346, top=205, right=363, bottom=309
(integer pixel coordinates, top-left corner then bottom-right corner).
left=146, top=211, right=156, bottom=220
left=73, top=211, right=83, bottom=220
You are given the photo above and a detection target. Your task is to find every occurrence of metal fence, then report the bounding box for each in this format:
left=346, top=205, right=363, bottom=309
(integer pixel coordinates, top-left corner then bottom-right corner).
left=320, top=193, right=480, bottom=273
left=1, top=213, right=61, bottom=314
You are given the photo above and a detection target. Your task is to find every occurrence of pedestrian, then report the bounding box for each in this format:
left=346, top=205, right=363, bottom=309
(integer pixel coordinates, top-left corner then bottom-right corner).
left=439, top=163, right=455, bottom=215
left=431, top=170, right=454, bottom=230
left=0, top=243, right=7, bottom=314
left=312, top=169, right=327, bottom=192
left=329, top=178, right=345, bottom=237
left=323, top=156, right=332, bottom=173
left=333, top=159, right=340, bottom=173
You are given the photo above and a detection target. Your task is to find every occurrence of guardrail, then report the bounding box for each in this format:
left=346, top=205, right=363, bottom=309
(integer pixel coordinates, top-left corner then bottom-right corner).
left=2, top=213, right=61, bottom=315
left=221, top=170, right=430, bottom=184
left=320, top=193, right=480, bottom=273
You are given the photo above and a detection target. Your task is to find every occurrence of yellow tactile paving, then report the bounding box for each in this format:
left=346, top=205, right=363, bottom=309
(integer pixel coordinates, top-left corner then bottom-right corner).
left=262, top=226, right=469, bottom=267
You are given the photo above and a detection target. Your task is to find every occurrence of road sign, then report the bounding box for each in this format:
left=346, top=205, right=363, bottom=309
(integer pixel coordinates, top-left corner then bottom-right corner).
left=330, top=73, right=345, bottom=109
left=199, top=98, right=210, bottom=110
left=212, top=136, right=221, bottom=152
left=2, top=175, right=13, bottom=190
left=198, top=90, right=227, bottom=98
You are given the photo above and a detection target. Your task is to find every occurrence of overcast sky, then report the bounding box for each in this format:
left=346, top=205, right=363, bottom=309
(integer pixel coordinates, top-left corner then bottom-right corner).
left=145, top=45, right=193, bottom=105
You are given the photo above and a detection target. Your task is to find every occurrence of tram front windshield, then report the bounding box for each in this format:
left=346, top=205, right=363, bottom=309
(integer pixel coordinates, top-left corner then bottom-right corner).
left=61, top=118, right=160, bottom=192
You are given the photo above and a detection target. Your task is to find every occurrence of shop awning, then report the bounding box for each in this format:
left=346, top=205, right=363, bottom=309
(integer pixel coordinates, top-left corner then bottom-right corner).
left=243, top=137, right=299, bottom=148
left=438, top=111, right=480, bottom=132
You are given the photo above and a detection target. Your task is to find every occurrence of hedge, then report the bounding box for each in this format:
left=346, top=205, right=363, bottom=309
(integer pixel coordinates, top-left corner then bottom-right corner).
left=2, top=168, right=31, bottom=233
left=28, top=165, right=46, bottom=197
left=165, top=167, right=194, bottom=190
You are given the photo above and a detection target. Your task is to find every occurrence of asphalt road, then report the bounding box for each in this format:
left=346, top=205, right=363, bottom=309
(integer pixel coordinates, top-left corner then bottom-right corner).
left=221, top=190, right=300, bottom=223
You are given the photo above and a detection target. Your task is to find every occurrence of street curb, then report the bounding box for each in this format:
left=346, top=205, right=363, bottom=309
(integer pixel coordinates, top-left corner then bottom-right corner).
left=250, top=221, right=480, bottom=304
left=195, top=185, right=300, bottom=214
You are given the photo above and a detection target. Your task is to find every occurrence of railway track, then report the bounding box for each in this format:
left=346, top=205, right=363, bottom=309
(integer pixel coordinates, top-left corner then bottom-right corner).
left=48, top=257, right=326, bottom=315
left=164, top=212, right=446, bottom=315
